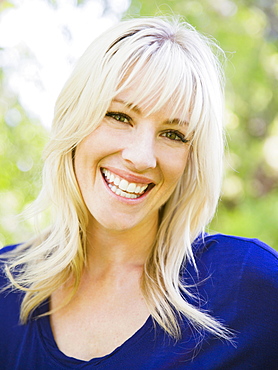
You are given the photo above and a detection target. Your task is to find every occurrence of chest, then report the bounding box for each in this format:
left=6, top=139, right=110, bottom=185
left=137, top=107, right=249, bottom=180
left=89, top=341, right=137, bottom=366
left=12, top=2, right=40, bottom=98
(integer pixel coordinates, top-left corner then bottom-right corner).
left=50, top=281, right=150, bottom=361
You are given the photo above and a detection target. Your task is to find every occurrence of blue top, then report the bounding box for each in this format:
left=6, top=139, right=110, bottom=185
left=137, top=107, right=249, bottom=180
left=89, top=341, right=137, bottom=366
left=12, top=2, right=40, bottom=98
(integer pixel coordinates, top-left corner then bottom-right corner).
left=0, top=234, right=278, bottom=369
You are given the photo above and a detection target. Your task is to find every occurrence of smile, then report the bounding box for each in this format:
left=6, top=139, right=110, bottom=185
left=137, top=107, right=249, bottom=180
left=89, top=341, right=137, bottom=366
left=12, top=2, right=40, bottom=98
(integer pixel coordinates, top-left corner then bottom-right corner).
left=101, top=168, right=153, bottom=199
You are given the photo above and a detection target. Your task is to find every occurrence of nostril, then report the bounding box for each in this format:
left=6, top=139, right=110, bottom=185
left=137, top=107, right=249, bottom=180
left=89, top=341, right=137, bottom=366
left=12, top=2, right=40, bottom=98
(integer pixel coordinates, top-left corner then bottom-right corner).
left=122, top=146, right=156, bottom=171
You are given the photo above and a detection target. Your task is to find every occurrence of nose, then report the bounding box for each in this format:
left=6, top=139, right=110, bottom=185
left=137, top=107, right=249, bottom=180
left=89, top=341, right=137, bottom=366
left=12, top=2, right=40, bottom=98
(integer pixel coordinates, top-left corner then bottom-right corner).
left=121, top=128, right=157, bottom=172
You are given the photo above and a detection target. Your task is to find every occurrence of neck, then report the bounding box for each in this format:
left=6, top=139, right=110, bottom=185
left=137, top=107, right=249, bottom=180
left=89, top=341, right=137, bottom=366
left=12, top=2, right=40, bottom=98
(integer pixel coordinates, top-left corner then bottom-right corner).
left=84, top=216, right=158, bottom=273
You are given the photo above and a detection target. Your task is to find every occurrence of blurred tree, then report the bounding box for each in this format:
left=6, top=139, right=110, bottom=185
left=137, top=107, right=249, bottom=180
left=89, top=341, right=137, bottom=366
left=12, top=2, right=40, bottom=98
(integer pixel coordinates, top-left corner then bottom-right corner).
left=124, top=0, right=278, bottom=248
left=0, top=65, right=48, bottom=248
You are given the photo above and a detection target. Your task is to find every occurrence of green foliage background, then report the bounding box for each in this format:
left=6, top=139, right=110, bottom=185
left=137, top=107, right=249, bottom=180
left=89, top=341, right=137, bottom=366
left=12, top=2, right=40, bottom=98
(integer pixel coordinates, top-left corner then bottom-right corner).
left=0, top=0, right=277, bottom=249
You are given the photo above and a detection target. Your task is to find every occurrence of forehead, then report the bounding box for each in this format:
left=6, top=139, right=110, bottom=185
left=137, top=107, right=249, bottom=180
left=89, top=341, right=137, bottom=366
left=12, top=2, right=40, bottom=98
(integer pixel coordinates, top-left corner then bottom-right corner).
left=112, top=83, right=189, bottom=124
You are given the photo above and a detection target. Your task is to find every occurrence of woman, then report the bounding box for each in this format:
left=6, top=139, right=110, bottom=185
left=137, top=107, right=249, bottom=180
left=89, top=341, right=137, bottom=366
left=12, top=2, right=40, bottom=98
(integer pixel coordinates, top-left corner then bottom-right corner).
left=0, top=17, right=277, bottom=369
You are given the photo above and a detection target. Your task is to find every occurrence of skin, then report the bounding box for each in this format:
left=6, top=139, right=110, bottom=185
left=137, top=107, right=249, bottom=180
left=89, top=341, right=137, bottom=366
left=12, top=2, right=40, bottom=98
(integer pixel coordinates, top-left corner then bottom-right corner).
left=50, top=87, right=191, bottom=361
left=75, top=89, right=190, bottom=238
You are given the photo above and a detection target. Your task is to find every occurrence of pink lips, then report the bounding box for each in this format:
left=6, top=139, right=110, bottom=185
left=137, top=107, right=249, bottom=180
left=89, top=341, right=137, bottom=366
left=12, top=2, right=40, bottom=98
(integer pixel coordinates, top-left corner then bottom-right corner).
left=103, top=166, right=154, bottom=186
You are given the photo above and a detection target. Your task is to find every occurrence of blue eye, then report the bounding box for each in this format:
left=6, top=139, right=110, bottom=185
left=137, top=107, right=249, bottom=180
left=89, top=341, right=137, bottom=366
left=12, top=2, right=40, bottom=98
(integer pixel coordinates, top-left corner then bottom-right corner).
left=161, top=130, right=189, bottom=143
left=106, top=112, right=130, bottom=123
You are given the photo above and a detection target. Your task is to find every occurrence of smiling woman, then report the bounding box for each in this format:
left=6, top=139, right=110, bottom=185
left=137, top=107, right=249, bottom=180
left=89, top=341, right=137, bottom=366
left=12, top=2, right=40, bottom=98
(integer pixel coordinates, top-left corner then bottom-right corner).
left=74, top=90, right=191, bottom=233
left=0, top=17, right=278, bottom=369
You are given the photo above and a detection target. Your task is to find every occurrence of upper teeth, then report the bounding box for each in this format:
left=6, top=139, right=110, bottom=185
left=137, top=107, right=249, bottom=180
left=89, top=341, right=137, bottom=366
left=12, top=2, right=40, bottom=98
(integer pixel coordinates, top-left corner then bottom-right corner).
left=102, top=169, right=149, bottom=198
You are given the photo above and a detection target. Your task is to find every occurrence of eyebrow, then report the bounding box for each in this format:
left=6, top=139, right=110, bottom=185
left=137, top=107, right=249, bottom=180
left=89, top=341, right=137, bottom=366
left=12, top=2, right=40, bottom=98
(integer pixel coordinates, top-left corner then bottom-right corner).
left=112, top=99, right=188, bottom=126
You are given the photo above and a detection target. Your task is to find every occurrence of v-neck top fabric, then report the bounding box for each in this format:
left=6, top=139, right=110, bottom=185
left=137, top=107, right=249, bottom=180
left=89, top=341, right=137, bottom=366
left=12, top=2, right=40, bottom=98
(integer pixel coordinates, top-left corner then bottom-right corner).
left=0, top=234, right=278, bottom=369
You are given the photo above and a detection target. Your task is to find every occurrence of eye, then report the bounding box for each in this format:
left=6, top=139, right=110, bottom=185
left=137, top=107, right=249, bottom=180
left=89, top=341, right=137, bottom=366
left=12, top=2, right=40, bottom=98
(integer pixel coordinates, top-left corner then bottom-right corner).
left=105, top=112, right=131, bottom=124
left=161, top=130, right=189, bottom=143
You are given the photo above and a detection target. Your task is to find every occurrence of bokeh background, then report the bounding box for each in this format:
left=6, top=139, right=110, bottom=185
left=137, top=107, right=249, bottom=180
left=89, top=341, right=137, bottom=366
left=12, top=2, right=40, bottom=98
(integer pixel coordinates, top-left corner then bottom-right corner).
left=0, top=0, right=277, bottom=249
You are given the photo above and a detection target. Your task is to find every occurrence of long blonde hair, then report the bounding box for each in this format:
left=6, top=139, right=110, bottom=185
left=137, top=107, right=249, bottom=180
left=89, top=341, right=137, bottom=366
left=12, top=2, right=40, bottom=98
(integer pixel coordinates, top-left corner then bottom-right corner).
left=4, top=17, right=231, bottom=340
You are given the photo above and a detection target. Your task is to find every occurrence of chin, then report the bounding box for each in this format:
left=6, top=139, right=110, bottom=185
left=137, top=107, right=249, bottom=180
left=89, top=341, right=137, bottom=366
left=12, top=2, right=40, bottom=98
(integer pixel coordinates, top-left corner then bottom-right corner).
left=91, top=214, right=143, bottom=233
left=109, top=219, right=142, bottom=232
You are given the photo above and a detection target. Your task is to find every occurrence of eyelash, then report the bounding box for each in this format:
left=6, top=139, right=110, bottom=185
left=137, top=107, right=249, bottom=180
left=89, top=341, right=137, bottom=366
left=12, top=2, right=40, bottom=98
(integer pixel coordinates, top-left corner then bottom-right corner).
left=105, top=112, right=130, bottom=123
left=160, top=130, right=189, bottom=143
left=105, top=111, right=189, bottom=143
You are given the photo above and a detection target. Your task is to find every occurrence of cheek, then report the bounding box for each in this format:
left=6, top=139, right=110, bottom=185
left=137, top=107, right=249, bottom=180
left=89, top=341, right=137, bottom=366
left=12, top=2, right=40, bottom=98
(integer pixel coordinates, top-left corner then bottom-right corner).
left=74, top=133, right=106, bottom=171
left=73, top=154, right=88, bottom=198
left=73, top=141, right=98, bottom=194
left=75, top=125, right=124, bottom=166
left=163, top=150, right=189, bottom=185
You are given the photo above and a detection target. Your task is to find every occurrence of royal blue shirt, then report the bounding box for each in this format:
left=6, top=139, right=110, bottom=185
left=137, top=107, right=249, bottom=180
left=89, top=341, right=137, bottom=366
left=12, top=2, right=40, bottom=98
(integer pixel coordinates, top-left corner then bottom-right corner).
left=0, top=234, right=277, bottom=369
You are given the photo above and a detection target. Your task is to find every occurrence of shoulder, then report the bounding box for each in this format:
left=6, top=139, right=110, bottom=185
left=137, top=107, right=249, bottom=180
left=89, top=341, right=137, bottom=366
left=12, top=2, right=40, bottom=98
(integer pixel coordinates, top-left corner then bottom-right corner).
left=0, top=244, right=26, bottom=349
left=188, top=234, right=278, bottom=359
left=0, top=243, right=23, bottom=309
left=196, top=232, right=277, bottom=257
left=189, top=233, right=278, bottom=318
left=0, top=244, right=19, bottom=283
left=0, top=243, right=22, bottom=256
left=0, top=244, right=21, bottom=286
left=194, top=233, right=278, bottom=277
left=191, top=233, right=278, bottom=329
left=202, top=234, right=278, bottom=299
left=193, top=233, right=278, bottom=304
left=0, top=259, right=30, bottom=367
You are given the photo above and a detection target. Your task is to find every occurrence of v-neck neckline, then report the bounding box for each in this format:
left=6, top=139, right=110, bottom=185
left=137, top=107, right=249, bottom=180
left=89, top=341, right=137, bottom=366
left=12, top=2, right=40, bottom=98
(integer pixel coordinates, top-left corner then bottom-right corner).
left=36, top=299, right=154, bottom=367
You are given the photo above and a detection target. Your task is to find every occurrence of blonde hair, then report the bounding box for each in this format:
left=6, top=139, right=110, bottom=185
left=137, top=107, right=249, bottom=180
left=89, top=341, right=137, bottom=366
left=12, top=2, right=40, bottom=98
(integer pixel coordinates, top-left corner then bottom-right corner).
left=4, top=17, right=231, bottom=340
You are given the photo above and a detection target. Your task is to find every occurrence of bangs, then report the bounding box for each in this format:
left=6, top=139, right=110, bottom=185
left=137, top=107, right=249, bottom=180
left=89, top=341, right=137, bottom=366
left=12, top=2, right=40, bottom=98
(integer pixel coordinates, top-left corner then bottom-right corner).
left=112, top=40, right=201, bottom=135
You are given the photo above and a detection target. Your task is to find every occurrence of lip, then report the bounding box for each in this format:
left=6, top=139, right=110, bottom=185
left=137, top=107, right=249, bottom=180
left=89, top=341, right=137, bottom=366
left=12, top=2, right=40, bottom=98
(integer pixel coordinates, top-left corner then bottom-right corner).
left=102, top=166, right=155, bottom=185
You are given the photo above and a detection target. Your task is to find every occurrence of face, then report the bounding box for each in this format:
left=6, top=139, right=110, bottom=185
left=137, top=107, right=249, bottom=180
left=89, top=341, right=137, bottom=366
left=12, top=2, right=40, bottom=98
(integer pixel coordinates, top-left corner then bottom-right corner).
left=74, top=87, right=191, bottom=235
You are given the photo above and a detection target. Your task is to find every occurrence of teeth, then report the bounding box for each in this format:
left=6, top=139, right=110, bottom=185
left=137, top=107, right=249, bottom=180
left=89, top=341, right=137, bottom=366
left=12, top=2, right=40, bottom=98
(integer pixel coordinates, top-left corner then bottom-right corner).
left=135, top=186, right=141, bottom=194
left=119, top=179, right=128, bottom=191
left=114, top=176, right=120, bottom=186
left=127, top=183, right=136, bottom=193
left=102, top=168, right=151, bottom=199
